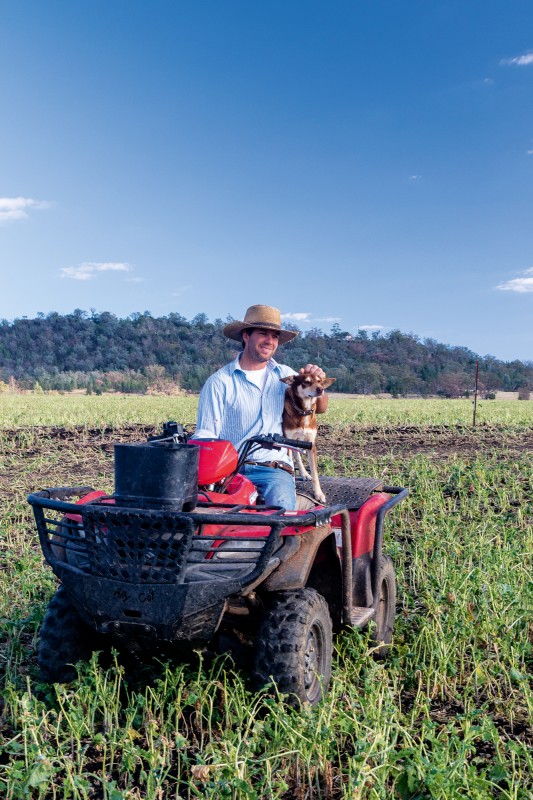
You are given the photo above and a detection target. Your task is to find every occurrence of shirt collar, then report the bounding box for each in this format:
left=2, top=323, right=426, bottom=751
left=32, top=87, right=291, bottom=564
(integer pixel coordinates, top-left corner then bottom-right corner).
left=230, top=355, right=282, bottom=374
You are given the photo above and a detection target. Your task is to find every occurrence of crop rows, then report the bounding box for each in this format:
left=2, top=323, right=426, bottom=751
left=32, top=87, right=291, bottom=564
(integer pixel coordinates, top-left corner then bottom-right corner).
left=0, top=395, right=532, bottom=431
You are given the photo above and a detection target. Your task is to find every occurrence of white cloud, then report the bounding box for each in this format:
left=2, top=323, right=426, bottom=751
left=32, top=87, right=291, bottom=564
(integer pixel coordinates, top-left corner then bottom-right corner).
left=358, top=324, right=385, bottom=331
left=409, top=175, right=421, bottom=181
left=495, top=267, right=533, bottom=293
left=315, top=316, right=341, bottom=323
left=281, top=312, right=311, bottom=322
left=60, top=262, right=132, bottom=281
left=501, top=51, right=533, bottom=66
left=0, top=196, right=54, bottom=225
left=528, top=150, right=533, bottom=156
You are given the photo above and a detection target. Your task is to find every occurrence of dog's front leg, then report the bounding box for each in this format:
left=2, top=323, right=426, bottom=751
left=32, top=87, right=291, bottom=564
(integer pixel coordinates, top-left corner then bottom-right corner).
left=294, top=449, right=312, bottom=480
left=308, top=444, right=326, bottom=504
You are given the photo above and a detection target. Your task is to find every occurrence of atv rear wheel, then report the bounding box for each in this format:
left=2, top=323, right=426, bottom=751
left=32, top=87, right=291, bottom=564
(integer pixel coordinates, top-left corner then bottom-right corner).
left=38, top=586, right=93, bottom=683
left=370, top=555, right=396, bottom=658
left=254, top=588, right=333, bottom=706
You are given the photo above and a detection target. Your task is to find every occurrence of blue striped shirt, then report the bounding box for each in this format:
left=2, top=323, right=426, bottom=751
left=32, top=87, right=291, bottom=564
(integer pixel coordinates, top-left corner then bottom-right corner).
left=194, top=355, right=296, bottom=465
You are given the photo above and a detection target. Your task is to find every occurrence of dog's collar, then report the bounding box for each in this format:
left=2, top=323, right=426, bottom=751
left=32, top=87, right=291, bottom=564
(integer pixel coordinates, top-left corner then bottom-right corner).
left=287, top=394, right=313, bottom=416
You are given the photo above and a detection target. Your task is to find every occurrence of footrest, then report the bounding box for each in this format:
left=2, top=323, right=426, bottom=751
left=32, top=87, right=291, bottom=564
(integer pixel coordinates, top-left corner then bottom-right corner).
left=347, top=607, right=374, bottom=627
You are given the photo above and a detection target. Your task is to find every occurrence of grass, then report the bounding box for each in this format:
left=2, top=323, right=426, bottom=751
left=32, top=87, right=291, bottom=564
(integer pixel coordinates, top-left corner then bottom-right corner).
left=0, top=394, right=532, bottom=430
left=0, top=394, right=200, bottom=430
left=0, top=396, right=531, bottom=798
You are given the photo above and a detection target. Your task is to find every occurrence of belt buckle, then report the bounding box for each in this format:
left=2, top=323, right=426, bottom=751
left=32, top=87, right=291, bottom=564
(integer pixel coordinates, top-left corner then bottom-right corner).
left=275, top=461, right=293, bottom=476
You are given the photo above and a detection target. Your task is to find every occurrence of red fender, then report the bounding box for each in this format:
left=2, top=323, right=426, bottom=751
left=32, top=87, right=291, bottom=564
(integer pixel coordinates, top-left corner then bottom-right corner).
left=332, top=492, right=391, bottom=558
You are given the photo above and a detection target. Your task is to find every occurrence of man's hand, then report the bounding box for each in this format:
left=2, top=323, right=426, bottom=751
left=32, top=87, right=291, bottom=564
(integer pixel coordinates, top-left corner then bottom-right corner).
left=298, top=363, right=329, bottom=413
left=299, top=363, right=326, bottom=380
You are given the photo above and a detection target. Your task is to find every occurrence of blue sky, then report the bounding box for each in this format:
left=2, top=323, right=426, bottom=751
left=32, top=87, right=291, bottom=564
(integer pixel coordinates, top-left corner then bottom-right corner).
left=1, top=0, right=533, bottom=362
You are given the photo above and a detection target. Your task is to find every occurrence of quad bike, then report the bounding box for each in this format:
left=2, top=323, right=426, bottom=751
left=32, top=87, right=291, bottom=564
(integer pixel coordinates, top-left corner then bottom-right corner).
left=28, top=422, right=407, bottom=705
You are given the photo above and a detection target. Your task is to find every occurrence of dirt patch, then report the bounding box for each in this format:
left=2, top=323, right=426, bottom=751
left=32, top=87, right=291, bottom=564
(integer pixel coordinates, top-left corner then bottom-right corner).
left=3, top=422, right=533, bottom=466
left=1, top=424, right=532, bottom=503
left=317, top=424, right=533, bottom=461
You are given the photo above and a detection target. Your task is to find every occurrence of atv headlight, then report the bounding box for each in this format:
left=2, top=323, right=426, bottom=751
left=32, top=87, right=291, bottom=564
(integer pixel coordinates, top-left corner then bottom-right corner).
left=213, top=539, right=264, bottom=561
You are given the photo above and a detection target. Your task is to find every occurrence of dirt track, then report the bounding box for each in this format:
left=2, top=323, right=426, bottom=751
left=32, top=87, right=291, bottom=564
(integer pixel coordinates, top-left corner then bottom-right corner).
left=2, top=424, right=533, bottom=457
left=318, top=423, right=533, bottom=461
left=2, top=424, right=532, bottom=501
left=4, top=422, right=533, bottom=460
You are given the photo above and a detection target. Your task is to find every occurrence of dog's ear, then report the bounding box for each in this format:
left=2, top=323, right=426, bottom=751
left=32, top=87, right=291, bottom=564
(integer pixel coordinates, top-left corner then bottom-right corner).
left=322, top=377, right=336, bottom=389
left=280, top=376, right=295, bottom=386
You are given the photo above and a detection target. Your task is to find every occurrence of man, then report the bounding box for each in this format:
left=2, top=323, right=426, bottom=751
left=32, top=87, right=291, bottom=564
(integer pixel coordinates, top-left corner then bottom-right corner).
left=193, top=304, right=328, bottom=509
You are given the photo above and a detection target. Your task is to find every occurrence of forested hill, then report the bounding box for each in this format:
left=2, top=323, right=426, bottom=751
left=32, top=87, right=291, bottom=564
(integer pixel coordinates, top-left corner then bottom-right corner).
left=0, top=310, right=531, bottom=396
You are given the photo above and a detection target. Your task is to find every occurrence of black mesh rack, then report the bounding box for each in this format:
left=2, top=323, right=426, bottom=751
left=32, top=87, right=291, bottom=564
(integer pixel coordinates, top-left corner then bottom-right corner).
left=28, top=487, right=345, bottom=588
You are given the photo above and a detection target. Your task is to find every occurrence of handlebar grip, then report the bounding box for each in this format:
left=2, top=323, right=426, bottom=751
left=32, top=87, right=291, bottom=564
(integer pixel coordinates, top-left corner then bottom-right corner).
left=276, top=436, right=313, bottom=450
left=249, top=433, right=313, bottom=451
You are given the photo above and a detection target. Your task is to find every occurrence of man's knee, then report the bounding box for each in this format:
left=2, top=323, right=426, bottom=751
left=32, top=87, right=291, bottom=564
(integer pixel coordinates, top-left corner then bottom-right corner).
left=261, top=470, right=296, bottom=510
left=241, top=465, right=296, bottom=510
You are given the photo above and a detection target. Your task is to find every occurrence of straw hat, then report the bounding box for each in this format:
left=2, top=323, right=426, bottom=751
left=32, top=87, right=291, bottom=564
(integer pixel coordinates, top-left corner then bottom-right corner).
left=222, top=305, right=298, bottom=345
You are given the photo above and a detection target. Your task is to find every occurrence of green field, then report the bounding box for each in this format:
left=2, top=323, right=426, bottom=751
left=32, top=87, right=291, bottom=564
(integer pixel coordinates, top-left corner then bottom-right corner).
left=0, top=394, right=532, bottom=429
left=0, top=396, right=531, bottom=798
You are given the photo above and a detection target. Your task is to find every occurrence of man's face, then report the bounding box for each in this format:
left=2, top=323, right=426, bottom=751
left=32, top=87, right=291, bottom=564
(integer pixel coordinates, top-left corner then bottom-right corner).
left=242, top=328, right=280, bottom=363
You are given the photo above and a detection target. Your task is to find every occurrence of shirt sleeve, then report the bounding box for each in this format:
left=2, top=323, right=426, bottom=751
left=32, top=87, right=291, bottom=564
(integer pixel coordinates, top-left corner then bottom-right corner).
left=278, top=363, right=297, bottom=379
left=193, top=375, right=226, bottom=439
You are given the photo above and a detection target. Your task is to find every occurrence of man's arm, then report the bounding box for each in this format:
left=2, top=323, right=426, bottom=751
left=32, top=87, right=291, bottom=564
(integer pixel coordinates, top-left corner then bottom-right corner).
left=193, top=377, right=225, bottom=438
left=299, top=363, right=329, bottom=413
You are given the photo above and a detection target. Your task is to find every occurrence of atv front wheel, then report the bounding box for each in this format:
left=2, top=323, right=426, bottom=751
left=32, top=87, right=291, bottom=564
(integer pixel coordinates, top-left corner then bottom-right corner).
left=38, top=586, right=93, bottom=683
left=254, top=588, right=333, bottom=706
left=370, top=555, right=397, bottom=657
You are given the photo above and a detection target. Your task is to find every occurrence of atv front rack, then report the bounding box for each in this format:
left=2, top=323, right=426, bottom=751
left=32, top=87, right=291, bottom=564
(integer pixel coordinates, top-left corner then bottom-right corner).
left=28, top=484, right=407, bottom=641
left=27, top=488, right=346, bottom=641
left=28, top=487, right=344, bottom=584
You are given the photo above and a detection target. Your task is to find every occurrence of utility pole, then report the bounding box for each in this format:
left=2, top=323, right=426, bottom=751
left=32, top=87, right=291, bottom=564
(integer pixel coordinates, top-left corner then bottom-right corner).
left=473, top=361, right=479, bottom=427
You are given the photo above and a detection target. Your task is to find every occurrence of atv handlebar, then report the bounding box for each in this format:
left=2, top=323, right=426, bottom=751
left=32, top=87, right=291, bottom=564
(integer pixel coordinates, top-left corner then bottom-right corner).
left=148, top=423, right=313, bottom=453
left=248, top=433, right=313, bottom=451
left=234, top=433, right=311, bottom=478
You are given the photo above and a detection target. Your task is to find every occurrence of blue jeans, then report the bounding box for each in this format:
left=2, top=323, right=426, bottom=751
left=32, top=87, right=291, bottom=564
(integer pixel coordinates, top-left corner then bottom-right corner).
left=240, top=464, right=297, bottom=510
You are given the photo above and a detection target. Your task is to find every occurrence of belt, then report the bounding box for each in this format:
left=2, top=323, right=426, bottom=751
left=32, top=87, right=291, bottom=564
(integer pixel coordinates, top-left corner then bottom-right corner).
left=244, top=460, right=294, bottom=476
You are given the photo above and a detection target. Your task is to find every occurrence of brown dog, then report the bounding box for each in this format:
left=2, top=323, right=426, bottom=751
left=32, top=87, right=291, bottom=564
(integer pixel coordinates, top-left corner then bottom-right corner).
left=281, top=372, right=335, bottom=503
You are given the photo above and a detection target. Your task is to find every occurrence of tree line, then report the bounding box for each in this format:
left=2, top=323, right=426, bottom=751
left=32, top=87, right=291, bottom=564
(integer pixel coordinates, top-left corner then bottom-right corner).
left=0, top=309, right=531, bottom=397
